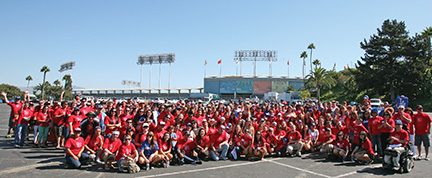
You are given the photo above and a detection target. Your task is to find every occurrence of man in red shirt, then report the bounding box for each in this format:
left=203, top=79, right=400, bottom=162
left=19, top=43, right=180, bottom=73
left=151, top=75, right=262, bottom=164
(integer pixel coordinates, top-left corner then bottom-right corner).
left=413, top=105, right=432, bottom=160
left=209, top=125, right=229, bottom=161
left=53, top=101, right=68, bottom=149
left=384, top=120, right=409, bottom=169
left=286, top=124, right=303, bottom=157
left=2, top=92, right=23, bottom=137
left=101, top=131, right=122, bottom=170
left=320, top=128, right=336, bottom=154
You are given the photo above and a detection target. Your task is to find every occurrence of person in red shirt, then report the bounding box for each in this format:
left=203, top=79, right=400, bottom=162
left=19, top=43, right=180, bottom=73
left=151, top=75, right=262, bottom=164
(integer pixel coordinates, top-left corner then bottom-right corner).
left=368, top=108, right=383, bottom=155
left=332, top=131, right=349, bottom=161
left=209, top=125, right=229, bottom=161
left=14, top=102, right=32, bottom=147
left=384, top=120, right=409, bottom=169
left=352, top=118, right=368, bottom=149
left=253, top=130, right=267, bottom=160
left=67, top=107, right=83, bottom=136
left=37, top=105, right=51, bottom=148
left=156, top=132, right=173, bottom=167
left=320, top=128, right=336, bottom=154
left=101, top=131, right=122, bottom=170
left=53, top=101, right=68, bottom=149
left=104, top=108, right=122, bottom=137
left=177, top=131, right=201, bottom=164
left=195, top=128, right=210, bottom=161
left=379, top=111, right=395, bottom=151
left=84, top=126, right=104, bottom=164
left=351, top=131, right=374, bottom=165
left=116, top=134, right=138, bottom=172
left=64, top=128, right=90, bottom=169
left=286, top=124, right=303, bottom=157
left=412, top=105, right=432, bottom=160
left=2, top=92, right=23, bottom=137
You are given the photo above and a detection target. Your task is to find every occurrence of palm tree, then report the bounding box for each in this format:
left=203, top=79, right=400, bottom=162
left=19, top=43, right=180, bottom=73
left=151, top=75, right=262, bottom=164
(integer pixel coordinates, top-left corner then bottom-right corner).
left=25, top=75, right=33, bottom=89
left=40, top=66, right=50, bottom=100
left=307, top=43, right=315, bottom=72
left=312, top=59, right=321, bottom=68
left=305, top=66, right=336, bottom=102
left=300, top=51, right=308, bottom=82
left=53, top=79, right=61, bottom=87
left=62, top=74, right=72, bottom=91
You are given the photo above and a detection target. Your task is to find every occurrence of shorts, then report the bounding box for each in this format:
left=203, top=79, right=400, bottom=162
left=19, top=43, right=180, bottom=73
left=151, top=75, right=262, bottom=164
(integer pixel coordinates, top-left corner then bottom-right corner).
left=53, top=124, right=65, bottom=137
left=8, top=116, right=14, bottom=128
left=415, top=134, right=431, bottom=147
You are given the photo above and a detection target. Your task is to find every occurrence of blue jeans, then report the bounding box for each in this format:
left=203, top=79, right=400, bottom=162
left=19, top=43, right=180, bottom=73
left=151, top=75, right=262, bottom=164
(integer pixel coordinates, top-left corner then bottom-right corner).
left=15, top=124, right=28, bottom=146
left=371, top=134, right=382, bottom=154
left=210, top=144, right=229, bottom=161
left=184, top=154, right=199, bottom=164
left=65, top=152, right=90, bottom=169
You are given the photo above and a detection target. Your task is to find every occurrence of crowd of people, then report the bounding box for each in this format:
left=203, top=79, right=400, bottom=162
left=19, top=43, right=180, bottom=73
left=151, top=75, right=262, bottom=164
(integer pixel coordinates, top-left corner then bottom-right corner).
left=1, top=91, right=431, bottom=173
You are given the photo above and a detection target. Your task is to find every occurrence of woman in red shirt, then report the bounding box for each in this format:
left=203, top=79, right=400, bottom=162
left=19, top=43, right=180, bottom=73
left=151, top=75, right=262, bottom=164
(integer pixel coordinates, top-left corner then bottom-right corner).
left=351, top=131, right=374, bottom=164
left=64, top=128, right=90, bottom=169
left=104, top=108, right=122, bottom=137
left=37, top=106, right=51, bottom=148
left=195, top=128, right=210, bottom=161
left=379, top=111, right=395, bottom=151
left=84, top=126, right=104, bottom=164
left=332, top=131, right=350, bottom=161
left=253, top=130, right=267, bottom=160
left=157, top=132, right=173, bottom=168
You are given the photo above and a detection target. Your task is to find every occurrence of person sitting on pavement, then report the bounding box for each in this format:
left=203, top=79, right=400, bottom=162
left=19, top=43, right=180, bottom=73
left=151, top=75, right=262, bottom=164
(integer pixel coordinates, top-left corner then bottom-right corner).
left=64, top=128, right=90, bottom=169
left=351, top=131, right=374, bottom=165
left=332, top=131, right=350, bottom=161
left=116, top=134, right=138, bottom=172
left=83, top=126, right=104, bottom=164
left=209, top=125, right=229, bottom=161
left=101, top=130, right=122, bottom=170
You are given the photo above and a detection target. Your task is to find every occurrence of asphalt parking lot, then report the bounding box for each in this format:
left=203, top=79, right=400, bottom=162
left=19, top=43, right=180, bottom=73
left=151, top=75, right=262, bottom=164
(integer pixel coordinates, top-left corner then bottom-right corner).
left=0, top=103, right=431, bottom=178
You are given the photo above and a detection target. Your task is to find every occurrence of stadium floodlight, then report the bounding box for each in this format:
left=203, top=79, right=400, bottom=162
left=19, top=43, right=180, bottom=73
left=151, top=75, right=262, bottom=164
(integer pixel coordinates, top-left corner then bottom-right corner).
left=122, top=80, right=140, bottom=88
left=137, top=53, right=176, bottom=89
left=59, top=61, right=76, bottom=72
left=234, top=50, right=277, bottom=76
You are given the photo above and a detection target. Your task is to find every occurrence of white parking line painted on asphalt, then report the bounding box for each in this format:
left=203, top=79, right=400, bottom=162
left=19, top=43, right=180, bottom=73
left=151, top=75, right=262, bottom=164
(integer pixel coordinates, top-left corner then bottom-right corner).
left=136, top=158, right=282, bottom=178
left=0, top=161, right=60, bottom=175
left=268, top=160, right=332, bottom=178
left=333, top=164, right=381, bottom=178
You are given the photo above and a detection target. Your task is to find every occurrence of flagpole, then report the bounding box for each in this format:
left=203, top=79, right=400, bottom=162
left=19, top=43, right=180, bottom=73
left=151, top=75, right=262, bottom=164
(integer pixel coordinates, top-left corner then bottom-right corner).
left=219, top=62, right=222, bottom=77
left=287, top=61, right=290, bottom=77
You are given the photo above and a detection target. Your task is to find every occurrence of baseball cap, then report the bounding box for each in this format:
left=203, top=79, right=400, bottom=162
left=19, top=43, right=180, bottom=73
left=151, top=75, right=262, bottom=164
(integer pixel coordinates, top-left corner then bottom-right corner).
left=186, top=123, right=192, bottom=127
left=202, top=119, right=207, bottom=122
left=97, top=104, right=103, bottom=109
left=311, top=123, right=316, bottom=126
left=15, top=96, right=21, bottom=100
left=371, top=108, right=379, bottom=113
left=112, top=130, right=120, bottom=135
left=260, top=118, right=266, bottom=122
left=74, top=128, right=82, bottom=132
left=86, top=111, right=96, bottom=117
left=395, top=120, right=403, bottom=125
left=325, top=128, right=331, bottom=131
left=398, top=105, right=405, bottom=110
left=74, top=107, right=80, bottom=111
left=220, top=117, right=225, bottom=121
left=209, top=118, right=216, bottom=122
left=159, top=121, right=166, bottom=125
left=143, top=123, right=149, bottom=127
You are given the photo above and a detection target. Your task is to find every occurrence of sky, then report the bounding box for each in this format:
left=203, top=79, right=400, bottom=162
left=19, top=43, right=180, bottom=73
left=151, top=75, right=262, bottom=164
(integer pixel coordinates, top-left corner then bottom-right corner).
left=1, top=0, right=431, bottom=91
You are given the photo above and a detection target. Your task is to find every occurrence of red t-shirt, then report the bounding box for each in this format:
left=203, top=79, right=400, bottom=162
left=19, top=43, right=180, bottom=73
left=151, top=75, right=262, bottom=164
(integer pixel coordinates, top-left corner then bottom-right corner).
left=323, top=134, right=336, bottom=143
left=253, top=138, right=266, bottom=148
left=18, top=109, right=33, bottom=125
left=53, top=108, right=67, bottom=126
left=103, top=138, right=122, bottom=153
left=68, top=114, right=83, bottom=130
left=369, top=116, right=383, bottom=135
left=380, top=119, right=395, bottom=133
left=211, top=131, right=228, bottom=147
left=287, top=131, right=302, bottom=142
left=333, top=139, right=349, bottom=149
left=233, top=133, right=244, bottom=147
left=241, top=134, right=253, bottom=147
left=352, top=124, right=368, bottom=144
left=85, top=135, right=104, bottom=151
left=116, top=143, right=137, bottom=161
left=197, top=135, right=210, bottom=148
left=65, top=137, right=85, bottom=156
left=7, top=101, right=22, bottom=116
left=180, top=139, right=196, bottom=155
left=413, top=113, right=432, bottom=135
left=392, top=113, right=413, bottom=135
left=158, top=140, right=171, bottom=152
left=37, top=112, right=51, bottom=127
left=104, top=116, right=119, bottom=135
left=390, top=129, right=409, bottom=146
left=361, top=139, right=374, bottom=155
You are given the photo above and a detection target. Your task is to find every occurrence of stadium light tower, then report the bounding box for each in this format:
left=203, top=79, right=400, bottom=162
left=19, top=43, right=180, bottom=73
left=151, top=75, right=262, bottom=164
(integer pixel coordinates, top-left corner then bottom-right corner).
left=137, top=59, right=144, bottom=89
left=138, top=53, right=175, bottom=89
left=59, top=61, right=76, bottom=84
left=234, top=50, right=277, bottom=76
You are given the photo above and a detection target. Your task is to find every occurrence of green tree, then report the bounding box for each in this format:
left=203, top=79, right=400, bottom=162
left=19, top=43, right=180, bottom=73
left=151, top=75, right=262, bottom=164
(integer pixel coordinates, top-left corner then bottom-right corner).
left=40, top=66, right=50, bottom=100
left=307, top=43, right=315, bottom=72
left=62, top=74, right=73, bottom=91
left=305, top=63, right=336, bottom=102
left=53, top=79, right=61, bottom=87
left=312, top=59, right=321, bottom=68
left=355, top=19, right=411, bottom=101
left=25, top=75, right=33, bottom=89
left=0, top=84, right=24, bottom=100
left=300, top=51, right=308, bottom=82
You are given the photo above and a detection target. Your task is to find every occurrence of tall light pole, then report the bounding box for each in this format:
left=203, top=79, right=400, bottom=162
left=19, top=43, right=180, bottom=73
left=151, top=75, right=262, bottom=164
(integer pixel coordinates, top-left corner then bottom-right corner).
left=137, top=59, right=144, bottom=89
left=138, top=53, right=175, bottom=89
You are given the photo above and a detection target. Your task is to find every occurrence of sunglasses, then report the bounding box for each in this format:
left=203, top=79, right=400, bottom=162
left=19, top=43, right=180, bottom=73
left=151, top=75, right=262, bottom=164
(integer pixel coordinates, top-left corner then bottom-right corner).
left=147, top=135, right=153, bottom=137
left=338, top=134, right=343, bottom=136
left=125, top=138, right=131, bottom=141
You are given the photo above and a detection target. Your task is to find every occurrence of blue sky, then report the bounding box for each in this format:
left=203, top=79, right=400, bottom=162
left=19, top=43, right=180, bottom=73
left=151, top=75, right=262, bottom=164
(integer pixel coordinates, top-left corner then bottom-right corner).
left=1, top=0, right=431, bottom=91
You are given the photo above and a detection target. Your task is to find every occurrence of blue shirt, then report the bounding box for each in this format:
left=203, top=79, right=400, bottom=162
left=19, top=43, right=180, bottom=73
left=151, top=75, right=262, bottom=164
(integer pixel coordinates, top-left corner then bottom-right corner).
left=141, top=140, right=158, bottom=158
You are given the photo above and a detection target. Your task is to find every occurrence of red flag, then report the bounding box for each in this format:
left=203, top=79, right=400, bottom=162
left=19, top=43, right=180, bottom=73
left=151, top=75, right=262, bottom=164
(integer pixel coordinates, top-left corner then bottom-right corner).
left=287, top=61, right=290, bottom=65
left=204, top=61, right=207, bottom=65
left=218, top=59, right=222, bottom=64
left=344, top=66, right=347, bottom=69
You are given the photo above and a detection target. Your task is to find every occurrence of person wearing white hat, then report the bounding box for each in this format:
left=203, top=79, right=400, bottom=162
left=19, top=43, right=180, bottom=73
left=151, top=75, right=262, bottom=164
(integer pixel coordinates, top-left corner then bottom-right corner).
left=64, top=128, right=90, bottom=169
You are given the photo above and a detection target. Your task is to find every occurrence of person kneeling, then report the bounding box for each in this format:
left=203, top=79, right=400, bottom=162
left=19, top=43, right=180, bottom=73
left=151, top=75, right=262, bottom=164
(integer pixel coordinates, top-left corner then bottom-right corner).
left=383, top=120, right=408, bottom=170
left=116, top=135, right=139, bottom=172
left=64, top=128, right=90, bottom=169
left=351, top=131, right=375, bottom=165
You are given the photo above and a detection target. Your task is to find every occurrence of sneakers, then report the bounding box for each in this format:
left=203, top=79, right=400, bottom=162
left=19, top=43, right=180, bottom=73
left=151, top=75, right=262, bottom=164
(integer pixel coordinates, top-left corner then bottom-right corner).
left=145, top=164, right=150, bottom=171
left=14, top=144, right=20, bottom=148
left=365, top=160, right=374, bottom=165
left=425, top=157, right=430, bottom=161
left=296, top=152, right=302, bottom=157
left=414, top=156, right=422, bottom=160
